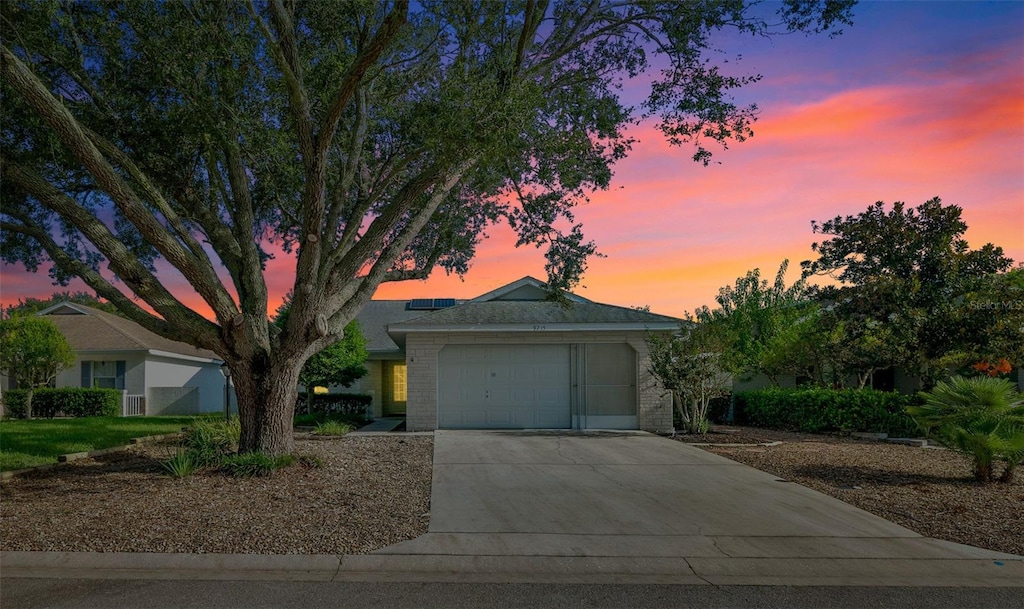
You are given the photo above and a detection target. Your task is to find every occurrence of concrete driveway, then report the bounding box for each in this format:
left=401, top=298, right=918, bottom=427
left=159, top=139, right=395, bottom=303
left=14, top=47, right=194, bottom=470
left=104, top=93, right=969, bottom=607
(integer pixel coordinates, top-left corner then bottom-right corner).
left=361, top=430, right=1023, bottom=585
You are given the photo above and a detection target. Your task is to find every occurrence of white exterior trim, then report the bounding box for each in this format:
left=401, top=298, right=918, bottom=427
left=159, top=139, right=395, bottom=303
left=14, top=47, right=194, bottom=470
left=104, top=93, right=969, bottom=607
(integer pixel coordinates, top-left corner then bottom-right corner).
left=147, top=349, right=222, bottom=364
left=393, top=322, right=680, bottom=333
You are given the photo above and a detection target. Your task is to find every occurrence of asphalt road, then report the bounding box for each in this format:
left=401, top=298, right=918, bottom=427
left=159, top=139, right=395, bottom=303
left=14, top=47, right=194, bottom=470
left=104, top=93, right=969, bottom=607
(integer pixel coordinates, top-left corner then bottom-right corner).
left=3, top=580, right=1024, bottom=609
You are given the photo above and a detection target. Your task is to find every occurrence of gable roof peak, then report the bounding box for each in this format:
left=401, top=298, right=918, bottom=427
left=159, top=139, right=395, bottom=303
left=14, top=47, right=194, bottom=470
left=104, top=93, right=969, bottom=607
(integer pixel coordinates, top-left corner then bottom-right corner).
left=36, top=301, right=91, bottom=316
left=469, top=276, right=591, bottom=303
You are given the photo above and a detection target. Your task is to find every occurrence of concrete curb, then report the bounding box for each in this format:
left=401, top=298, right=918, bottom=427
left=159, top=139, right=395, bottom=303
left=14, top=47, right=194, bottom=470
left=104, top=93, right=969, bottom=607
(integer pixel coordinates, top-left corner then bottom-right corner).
left=0, top=552, right=341, bottom=582
left=3, top=551, right=1022, bottom=586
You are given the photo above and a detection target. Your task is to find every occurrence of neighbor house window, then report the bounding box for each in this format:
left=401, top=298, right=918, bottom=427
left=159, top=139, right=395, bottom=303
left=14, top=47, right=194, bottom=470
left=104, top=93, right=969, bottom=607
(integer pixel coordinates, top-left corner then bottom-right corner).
left=81, top=361, right=126, bottom=390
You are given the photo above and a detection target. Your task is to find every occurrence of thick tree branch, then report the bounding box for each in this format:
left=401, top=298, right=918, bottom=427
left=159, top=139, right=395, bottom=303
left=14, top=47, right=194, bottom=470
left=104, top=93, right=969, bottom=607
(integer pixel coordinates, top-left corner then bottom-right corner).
left=324, top=86, right=370, bottom=266
left=1, top=160, right=221, bottom=344
left=316, top=1, right=408, bottom=157
left=1, top=217, right=220, bottom=351
left=83, top=126, right=212, bottom=264
left=0, top=44, right=239, bottom=324
left=244, top=0, right=315, bottom=165
left=326, top=157, right=477, bottom=329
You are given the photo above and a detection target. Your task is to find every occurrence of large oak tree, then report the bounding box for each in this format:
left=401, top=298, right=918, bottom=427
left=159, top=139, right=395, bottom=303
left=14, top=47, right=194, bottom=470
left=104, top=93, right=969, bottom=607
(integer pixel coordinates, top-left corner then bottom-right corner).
left=1, top=0, right=854, bottom=454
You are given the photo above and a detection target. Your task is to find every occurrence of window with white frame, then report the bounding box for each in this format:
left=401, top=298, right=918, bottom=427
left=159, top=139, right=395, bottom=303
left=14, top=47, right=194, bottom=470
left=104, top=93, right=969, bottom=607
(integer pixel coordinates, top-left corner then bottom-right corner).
left=82, top=360, right=125, bottom=390
left=91, top=361, right=118, bottom=389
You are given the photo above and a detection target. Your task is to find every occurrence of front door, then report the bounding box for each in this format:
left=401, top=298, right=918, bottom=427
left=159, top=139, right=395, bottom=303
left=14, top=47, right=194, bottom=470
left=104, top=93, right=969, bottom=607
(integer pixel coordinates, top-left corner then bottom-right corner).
left=383, top=361, right=407, bottom=415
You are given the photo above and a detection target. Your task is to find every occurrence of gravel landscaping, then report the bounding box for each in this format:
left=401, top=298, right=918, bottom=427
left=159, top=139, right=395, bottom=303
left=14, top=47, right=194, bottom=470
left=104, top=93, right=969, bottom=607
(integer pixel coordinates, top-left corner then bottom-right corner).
left=675, top=426, right=1024, bottom=557
left=0, top=435, right=432, bottom=555
left=3, top=426, right=1021, bottom=559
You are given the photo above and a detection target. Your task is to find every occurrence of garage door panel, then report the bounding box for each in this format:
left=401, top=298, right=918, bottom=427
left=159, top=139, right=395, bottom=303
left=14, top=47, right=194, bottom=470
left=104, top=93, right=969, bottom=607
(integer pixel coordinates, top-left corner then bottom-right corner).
left=439, top=344, right=570, bottom=429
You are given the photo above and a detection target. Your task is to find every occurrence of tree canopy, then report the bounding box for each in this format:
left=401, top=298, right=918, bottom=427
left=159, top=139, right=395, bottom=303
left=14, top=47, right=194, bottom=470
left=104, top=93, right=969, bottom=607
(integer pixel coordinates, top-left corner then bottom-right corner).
left=0, top=0, right=856, bottom=453
left=0, top=316, right=74, bottom=418
left=802, top=197, right=1016, bottom=386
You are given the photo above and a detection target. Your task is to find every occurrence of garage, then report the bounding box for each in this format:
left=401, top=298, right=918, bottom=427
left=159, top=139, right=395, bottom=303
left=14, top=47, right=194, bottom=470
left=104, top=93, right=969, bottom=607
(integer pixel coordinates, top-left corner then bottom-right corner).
left=385, top=276, right=679, bottom=433
left=438, top=344, right=571, bottom=429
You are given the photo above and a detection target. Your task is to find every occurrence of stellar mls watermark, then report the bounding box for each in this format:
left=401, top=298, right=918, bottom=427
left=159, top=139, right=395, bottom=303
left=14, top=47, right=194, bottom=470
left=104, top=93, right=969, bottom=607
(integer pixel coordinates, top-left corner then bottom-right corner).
left=968, top=299, right=1023, bottom=311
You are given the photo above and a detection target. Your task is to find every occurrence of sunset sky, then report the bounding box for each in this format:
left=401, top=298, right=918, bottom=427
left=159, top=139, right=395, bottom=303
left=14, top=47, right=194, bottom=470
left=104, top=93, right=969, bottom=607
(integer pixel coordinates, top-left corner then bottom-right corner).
left=1, top=1, right=1022, bottom=319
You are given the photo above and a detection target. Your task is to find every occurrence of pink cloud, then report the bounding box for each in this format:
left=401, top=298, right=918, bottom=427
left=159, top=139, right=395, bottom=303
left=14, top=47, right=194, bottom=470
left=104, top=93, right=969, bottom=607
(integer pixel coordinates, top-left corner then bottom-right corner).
left=3, top=33, right=1021, bottom=321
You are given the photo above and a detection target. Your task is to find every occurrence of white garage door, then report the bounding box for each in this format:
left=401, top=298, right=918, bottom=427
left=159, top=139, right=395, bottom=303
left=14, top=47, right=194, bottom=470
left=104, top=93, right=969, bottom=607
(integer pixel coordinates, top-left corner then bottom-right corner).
left=438, top=344, right=571, bottom=429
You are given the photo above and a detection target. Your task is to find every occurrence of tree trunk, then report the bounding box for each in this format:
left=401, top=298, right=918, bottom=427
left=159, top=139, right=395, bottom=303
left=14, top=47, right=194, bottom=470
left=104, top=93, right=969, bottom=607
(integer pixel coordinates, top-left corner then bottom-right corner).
left=997, top=462, right=1014, bottom=484
left=974, top=459, right=993, bottom=483
left=25, top=387, right=34, bottom=420
left=231, top=354, right=302, bottom=455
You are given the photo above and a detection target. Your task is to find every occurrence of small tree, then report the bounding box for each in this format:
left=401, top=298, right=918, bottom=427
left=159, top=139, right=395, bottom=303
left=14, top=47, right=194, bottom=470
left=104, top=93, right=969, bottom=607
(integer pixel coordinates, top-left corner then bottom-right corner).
left=703, top=260, right=819, bottom=385
left=273, top=298, right=368, bottom=414
left=648, top=318, right=732, bottom=434
left=296, top=321, right=368, bottom=414
left=0, top=317, right=74, bottom=419
left=908, top=376, right=1024, bottom=483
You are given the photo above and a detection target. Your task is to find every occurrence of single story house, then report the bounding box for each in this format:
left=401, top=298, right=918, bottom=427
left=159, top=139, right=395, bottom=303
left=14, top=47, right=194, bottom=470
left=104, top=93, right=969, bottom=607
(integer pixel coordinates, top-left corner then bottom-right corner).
left=26, top=302, right=230, bottom=416
left=349, top=276, right=681, bottom=432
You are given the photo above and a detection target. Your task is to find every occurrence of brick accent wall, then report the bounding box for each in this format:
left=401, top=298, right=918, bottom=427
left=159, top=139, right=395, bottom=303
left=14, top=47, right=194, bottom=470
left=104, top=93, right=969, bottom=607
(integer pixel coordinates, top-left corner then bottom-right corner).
left=404, top=331, right=673, bottom=432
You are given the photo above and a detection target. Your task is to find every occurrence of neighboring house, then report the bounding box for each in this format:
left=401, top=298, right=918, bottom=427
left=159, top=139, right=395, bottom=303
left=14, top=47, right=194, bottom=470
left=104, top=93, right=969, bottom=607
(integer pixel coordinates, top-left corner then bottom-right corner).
left=19, top=303, right=229, bottom=416
left=350, top=276, right=681, bottom=432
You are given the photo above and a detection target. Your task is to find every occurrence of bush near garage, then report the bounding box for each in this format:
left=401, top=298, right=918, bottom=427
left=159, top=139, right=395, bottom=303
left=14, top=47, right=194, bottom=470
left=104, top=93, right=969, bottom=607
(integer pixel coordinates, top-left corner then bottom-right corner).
left=733, top=387, right=920, bottom=436
left=294, top=393, right=372, bottom=422
left=2, top=388, right=121, bottom=419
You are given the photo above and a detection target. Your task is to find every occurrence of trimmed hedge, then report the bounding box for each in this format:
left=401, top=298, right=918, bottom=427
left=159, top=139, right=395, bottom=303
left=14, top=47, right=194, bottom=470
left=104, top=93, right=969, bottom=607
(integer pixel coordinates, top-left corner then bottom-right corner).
left=2, top=387, right=122, bottom=419
left=734, top=388, right=920, bottom=436
left=295, top=392, right=372, bottom=419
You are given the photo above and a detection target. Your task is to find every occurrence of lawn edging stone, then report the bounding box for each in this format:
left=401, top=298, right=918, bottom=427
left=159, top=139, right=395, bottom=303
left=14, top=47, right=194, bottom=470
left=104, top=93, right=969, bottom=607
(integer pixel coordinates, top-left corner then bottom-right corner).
left=1, top=430, right=185, bottom=482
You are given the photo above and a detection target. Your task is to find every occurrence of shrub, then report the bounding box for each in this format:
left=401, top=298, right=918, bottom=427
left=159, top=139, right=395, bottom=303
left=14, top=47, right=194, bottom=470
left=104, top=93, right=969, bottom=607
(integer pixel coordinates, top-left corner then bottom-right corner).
left=294, top=393, right=371, bottom=422
left=313, top=420, right=354, bottom=436
left=160, top=450, right=199, bottom=478
left=220, top=452, right=293, bottom=477
left=181, top=418, right=239, bottom=466
left=297, top=454, right=324, bottom=468
left=2, top=388, right=121, bottom=419
left=707, top=395, right=732, bottom=424
left=734, top=387, right=919, bottom=436
left=908, top=376, right=1024, bottom=483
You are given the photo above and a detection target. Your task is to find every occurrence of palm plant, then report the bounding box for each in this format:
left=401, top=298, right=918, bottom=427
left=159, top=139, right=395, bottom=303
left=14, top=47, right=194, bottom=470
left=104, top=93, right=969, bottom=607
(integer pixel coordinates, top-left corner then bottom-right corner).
left=909, top=376, right=1024, bottom=483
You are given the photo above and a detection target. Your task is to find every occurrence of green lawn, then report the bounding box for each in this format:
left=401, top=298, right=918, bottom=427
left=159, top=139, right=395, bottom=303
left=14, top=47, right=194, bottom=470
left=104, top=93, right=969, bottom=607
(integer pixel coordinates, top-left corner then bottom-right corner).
left=0, top=416, right=208, bottom=472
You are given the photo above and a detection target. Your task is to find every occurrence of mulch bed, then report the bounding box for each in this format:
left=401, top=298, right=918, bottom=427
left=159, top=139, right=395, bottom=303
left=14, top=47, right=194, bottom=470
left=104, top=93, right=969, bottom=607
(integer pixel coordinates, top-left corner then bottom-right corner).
left=675, top=426, right=1024, bottom=557
left=0, top=435, right=433, bottom=555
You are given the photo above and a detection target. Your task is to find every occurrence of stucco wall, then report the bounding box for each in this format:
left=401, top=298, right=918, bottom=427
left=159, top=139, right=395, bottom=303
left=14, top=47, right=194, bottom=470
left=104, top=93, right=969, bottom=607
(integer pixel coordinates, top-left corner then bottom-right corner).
left=144, top=354, right=226, bottom=414
left=56, top=352, right=146, bottom=394
left=405, top=331, right=672, bottom=433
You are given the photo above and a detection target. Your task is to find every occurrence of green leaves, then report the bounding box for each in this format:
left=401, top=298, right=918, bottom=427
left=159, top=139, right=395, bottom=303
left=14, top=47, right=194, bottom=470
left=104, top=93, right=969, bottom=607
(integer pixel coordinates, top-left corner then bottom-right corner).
left=802, top=198, right=1017, bottom=385
left=910, top=376, right=1024, bottom=482
left=0, top=316, right=74, bottom=391
left=647, top=319, right=733, bottom=434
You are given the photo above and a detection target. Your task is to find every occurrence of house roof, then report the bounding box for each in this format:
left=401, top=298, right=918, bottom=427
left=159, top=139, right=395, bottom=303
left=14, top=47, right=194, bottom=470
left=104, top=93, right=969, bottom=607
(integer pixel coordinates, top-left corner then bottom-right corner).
left=354, top=300, right=437, bottom=356
left=468, top=276, right=591, bottom=303
left=38, top=303, right=219, bottom=361
left=390, top=300, right=681, bottom=328
left=385, top=276, right=682, bottom=346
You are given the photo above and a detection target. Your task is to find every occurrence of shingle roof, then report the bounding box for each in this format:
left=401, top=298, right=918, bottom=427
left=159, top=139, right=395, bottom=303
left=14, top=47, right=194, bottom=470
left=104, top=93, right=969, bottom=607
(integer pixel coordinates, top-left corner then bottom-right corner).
left=41, top=303, right=219, bottom=360
left=354, top=301, right=435, bottom=354
left=390, top=300, right=681, bottom=327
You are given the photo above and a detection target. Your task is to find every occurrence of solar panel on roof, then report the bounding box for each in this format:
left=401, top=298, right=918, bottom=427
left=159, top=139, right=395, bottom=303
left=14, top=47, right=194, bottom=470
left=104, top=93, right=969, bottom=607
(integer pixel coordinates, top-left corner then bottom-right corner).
left=409, top=298, right=434, bottom=310
left=433, top=298, right=456, bottom=309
